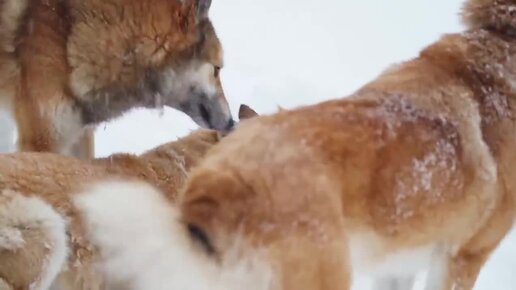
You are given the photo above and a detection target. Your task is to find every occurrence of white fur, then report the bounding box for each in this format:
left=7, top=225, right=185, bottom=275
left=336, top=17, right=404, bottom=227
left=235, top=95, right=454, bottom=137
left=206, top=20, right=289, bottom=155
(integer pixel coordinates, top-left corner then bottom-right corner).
left=0, top=226, right=24, bottom=250
left=0, top=191, right=68, bottom=290
left=160, top=62, right=219, bottom=104
left=350, top=233, right=436, bottom=278
left=189, top=63, right=218, bottom=97
left=74, top=180, right=274, bottom=290
left=350, top=233, right=455, bottom=290
left=423, top=249, right=449, bottom=290
left=0, top=278, right=13, bottom=290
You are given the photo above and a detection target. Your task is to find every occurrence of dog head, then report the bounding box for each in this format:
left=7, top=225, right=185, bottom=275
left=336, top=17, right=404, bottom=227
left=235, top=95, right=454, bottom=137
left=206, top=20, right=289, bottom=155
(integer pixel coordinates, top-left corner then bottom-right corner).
left=162, top=11, right=234, bottom=132
left=68, top=0, right=234, bottom=132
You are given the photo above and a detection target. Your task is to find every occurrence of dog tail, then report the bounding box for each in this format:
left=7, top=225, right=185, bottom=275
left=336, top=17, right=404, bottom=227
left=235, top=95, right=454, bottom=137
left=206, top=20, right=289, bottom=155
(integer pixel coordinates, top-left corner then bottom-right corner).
left=0, top=191, right=68, bottom=290
left=462, top=0, right=516, bottom=35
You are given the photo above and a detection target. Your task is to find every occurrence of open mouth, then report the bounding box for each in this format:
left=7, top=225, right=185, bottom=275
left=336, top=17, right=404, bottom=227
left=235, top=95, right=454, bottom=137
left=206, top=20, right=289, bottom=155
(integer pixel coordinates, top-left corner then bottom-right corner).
left=199, top=103, right=212, bottom=127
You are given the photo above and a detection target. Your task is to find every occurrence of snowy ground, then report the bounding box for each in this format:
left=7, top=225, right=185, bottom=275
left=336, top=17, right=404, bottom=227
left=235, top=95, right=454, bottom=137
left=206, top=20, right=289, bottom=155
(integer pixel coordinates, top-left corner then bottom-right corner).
left=1, top=0, right=515, bottom=289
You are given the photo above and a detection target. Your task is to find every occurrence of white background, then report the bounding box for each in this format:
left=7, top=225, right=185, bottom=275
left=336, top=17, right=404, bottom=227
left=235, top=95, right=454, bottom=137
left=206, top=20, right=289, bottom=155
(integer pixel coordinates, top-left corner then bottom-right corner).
left=1, top=0, right=514, bottom=289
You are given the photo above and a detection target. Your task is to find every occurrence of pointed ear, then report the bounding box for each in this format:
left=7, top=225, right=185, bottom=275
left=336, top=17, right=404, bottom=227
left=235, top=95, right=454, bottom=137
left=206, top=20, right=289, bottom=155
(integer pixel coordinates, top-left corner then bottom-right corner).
left=238, top=104, right=259, bottom=121
left=196, top=0, right=212, bottom=19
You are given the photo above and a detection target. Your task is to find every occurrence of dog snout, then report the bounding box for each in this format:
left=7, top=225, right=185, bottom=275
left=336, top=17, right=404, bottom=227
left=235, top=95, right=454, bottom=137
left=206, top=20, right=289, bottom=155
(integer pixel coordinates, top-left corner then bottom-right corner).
left=225, top=118, right=235, bottom=131
left=203, top=92, right=233, bottom=131
left=180, top=93, right=233, bottom=133
left=201, top=101, right=234, bottom=133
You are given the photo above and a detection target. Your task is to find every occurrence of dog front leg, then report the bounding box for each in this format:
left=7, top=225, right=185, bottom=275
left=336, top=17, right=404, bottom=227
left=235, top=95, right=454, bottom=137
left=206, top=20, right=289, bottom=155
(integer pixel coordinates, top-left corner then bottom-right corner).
left=69, top=128, right=95, bottom=159
left=372, top=276, right=415, bottom=290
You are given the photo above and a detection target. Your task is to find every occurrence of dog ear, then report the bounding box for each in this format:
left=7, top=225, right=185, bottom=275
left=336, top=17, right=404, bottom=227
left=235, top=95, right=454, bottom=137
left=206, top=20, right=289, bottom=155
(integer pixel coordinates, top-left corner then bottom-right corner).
left=196, top=0, right=212, bottom=19
left=238, top=104, right=259, bottom=121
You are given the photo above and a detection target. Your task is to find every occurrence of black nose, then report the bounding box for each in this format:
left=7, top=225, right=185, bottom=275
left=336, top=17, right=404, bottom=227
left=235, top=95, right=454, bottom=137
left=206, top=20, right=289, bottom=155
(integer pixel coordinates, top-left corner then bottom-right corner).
left=225, top=118, right=235, bottom=131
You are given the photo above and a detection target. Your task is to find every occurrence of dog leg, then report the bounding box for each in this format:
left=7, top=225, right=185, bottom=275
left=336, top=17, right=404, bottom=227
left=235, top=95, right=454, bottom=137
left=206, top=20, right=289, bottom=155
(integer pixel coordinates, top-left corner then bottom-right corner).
left=70, top=128, right=95, bottom=159
left=425, top=191, right=513, bottom=290
left=449, top=224, right=512, bottom=289
left=14, top=99, right=57, bottom=153
left=423, top=250, right=449, bottom=290
left=0, top=278, right=13, bottom=290
left=0, top=110, right=15, bottom=153
left=429, top=250, right=492, bottom=290
left=372, top=276, right=415, bottom=290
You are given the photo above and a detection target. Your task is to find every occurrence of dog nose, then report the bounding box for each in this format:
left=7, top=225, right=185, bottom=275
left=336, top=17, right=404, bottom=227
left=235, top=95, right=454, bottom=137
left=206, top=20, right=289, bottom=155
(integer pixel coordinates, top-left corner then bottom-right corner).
left=225, top=118, right=235, bottom=131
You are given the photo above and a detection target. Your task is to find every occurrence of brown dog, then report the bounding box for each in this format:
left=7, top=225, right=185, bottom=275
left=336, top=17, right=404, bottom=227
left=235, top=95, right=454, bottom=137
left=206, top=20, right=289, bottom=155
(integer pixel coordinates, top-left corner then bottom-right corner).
left=0, top=0, right=233, bottom=158
left=0, top=104, right=258, bottom=290
left=130, top=1, right=516, bottom=290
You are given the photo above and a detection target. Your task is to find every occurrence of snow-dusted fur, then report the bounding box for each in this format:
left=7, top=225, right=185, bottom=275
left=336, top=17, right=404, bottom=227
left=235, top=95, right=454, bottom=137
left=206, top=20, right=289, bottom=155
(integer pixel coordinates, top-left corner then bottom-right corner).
left=174, top=0, right=516, bottom=289
left=462, top=0, right=516, bottom=33
left=0, top=192, right=68, bottom=290
left=74, top=180, right=274, bottom=290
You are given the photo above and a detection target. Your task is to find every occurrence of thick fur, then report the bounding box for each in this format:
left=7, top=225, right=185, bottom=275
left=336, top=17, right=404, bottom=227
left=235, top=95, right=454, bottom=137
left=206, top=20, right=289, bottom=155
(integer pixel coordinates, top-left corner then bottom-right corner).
left=462, top=0, right=516, bottom=34
left=169, top=1, right=516, bottom=290
left=0, top=0, right=233, bottom=157
left=0, top=192, right=68, bottom=290
left=75, top=179, right=273, bottom=290
left=0, top=105, right=257, bottom=290
left=0, top=129, right=220, bottom=290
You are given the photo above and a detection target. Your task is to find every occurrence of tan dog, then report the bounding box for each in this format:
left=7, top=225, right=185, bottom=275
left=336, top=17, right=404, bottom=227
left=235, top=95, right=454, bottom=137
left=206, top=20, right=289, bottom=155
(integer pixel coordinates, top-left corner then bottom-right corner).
left=111, top=1, right=516, bottom=290
left=0, top=104, right=258, bottom=290
left=0, top=0, right=233, bottom=158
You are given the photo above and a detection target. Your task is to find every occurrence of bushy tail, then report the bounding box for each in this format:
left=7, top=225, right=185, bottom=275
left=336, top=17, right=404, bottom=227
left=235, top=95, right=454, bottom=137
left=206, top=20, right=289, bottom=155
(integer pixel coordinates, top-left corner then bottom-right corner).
left=462, top=0, right=516, bottom=35
left=74, top=180, right=274, bottom=290
left=0, top=192, right=68, bottom=290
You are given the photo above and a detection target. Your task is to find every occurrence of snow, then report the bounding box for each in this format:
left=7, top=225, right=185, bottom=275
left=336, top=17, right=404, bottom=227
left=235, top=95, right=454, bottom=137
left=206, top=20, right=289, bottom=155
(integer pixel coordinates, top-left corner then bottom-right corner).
left=0, top=0, right=515, bottom=289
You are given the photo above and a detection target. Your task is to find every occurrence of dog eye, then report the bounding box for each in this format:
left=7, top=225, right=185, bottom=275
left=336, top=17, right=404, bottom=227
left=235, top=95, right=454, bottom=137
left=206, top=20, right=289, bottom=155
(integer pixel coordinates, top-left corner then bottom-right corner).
left=187, top=223, right=215, bottom=255
left=214, top=66, right=221, bottom=78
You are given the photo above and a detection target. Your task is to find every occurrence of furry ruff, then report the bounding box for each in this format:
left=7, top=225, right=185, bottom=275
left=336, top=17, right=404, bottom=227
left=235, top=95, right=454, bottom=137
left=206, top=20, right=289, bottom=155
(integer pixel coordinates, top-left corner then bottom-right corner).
left=462, top=0, right=516, bottom=34
left=73, top=180, right=273, bottom=290
left=0, top=191, right=68, bottom=290
left=73, top=180, right=219, bottom=290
